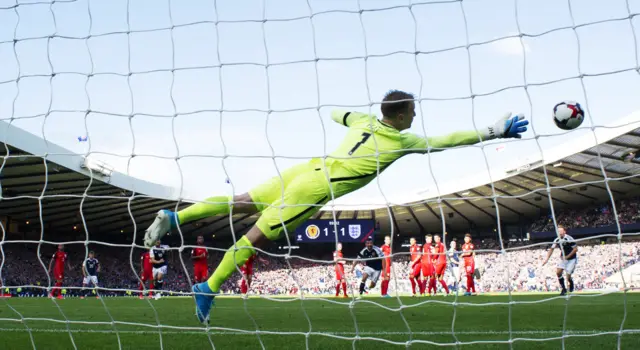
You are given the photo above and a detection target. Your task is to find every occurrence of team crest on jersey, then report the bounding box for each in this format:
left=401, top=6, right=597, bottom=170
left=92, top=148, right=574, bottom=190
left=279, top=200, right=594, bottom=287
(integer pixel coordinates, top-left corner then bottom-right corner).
left=305, top=225, right=320, bottom=240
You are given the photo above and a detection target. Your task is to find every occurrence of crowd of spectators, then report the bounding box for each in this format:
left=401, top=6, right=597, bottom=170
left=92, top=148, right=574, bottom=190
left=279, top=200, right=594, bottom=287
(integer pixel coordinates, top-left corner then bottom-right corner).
left=1, top=237, right=639, bottom=297
left=530, top=196, right=640, bottom=232
left=1, top=196, right=639, bottom=296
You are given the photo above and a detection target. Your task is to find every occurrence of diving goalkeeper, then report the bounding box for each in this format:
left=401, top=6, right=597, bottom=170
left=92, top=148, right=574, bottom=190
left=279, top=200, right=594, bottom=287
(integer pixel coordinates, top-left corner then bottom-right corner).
left=143, top=90, right=528, bottom=324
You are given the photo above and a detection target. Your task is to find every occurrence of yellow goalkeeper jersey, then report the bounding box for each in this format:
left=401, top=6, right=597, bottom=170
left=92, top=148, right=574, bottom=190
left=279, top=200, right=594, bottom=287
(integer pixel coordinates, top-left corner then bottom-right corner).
left=317, top=110, right=482, bottom=196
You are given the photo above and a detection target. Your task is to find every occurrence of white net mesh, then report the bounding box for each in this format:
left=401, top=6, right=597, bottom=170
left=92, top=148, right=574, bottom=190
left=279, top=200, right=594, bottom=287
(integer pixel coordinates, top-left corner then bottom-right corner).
left=1, top=0, right=640, bottom=348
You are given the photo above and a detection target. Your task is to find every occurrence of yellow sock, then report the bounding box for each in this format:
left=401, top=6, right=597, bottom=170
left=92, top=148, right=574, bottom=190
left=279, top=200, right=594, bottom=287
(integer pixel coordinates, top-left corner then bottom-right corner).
left=207, top=236, right=255, bottom=292
left=177, top=196, right=231, bottom=224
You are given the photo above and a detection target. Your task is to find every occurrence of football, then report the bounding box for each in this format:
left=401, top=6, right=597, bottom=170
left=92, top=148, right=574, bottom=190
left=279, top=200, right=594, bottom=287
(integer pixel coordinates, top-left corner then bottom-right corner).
left=553, top=101, right=584, bottom=130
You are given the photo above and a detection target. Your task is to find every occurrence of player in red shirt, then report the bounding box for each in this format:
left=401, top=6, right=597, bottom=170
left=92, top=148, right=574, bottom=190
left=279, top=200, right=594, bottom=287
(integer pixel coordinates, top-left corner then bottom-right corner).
left=408, top=237, right=421, bottom=296
left=333, top=243, right=347, bottom=297
left=240, top=253, right=256, bottom=294
left=420, top=234, right=434, bottom=296
left=426, top=244, right=439, bottom=295
left=48, top=244, right=69, bottom=299
left=191, top=235, right=209, bottom=284
left=380, top=235, right=392, bottom=297
left=139, top=250, right=154, bottom=299
left=433, top=234, right=449, bottom=295
left=461, top=233, right=476, bottom=295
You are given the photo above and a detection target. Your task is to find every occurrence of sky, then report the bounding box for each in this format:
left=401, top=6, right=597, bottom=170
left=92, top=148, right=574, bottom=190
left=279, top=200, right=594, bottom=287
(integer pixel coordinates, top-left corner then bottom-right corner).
left=1, top=0, right=640, bottom=209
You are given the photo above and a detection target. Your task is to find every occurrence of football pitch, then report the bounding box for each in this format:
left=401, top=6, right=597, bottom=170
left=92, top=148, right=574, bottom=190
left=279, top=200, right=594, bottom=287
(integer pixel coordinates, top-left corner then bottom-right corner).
left=0, top=293, right=639, bottom=349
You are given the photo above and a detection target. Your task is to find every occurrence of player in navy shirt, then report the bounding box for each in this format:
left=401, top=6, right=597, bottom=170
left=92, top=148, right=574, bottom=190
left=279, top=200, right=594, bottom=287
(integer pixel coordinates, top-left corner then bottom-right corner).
left=351, top=237, right=386, bottom=299
left=447, top=240, right=461, bottom=291
left=149, top=240, right=169, bottom=299
left=542, top=225, right=578, bottom=295
left=81, top=251, right=100, bottom=298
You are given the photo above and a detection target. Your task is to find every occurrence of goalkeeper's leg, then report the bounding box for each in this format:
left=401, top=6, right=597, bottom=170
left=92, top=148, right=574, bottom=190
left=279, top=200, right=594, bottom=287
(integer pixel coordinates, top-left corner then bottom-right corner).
left=143, top=163, right=310, bottom=247
left=191, top=167, right=330, bottom=324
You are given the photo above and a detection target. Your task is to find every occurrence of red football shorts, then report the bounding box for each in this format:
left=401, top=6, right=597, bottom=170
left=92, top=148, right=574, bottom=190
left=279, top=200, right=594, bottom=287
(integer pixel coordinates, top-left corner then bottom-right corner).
left=421, top=263, right=434, bottom=277
left=435, top=263, right=447, bottom=276
left=335, top=265, right=345, bottom=281
left=464, top=261, right=475, bottom=276
left=194, top=266, right=209, bottom=283
left=383, top=263, right=391, bottom=278
left=241, top=264, right=253, bottom=276
left=53, top=268, right=64, bottom=281
left=410, top=263, right=421, bottom=277
left=141, top=271, right=153, bottom=282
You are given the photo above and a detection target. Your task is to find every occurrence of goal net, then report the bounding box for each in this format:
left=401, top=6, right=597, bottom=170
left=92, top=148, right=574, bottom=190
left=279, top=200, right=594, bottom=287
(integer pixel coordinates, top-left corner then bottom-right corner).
left=1, top=0, right=640, bottom=348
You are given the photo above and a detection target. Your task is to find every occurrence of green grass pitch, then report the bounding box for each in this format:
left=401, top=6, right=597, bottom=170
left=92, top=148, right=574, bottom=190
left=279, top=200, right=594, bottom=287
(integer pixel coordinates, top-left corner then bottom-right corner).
left=0, top=293, right=638, bottom=349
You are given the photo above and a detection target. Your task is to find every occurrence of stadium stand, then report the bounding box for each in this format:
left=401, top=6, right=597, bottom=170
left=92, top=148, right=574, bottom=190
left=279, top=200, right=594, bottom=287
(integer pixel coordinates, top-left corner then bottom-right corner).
left=1, top=115, right=640, bottom=297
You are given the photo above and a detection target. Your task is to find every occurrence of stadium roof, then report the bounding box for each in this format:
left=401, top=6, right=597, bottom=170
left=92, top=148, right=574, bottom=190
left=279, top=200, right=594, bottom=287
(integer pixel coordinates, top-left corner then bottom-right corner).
left=1, top=111, right=640, bottom=240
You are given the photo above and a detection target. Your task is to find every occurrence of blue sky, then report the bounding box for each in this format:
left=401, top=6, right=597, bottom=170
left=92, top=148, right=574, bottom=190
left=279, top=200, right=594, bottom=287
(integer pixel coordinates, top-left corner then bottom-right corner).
left=1, top=0, right=640, bottom=208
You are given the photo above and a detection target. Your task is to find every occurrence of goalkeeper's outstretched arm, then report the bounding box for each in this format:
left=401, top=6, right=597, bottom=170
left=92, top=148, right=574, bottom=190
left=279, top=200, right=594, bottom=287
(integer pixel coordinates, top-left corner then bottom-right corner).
left=409, top=112, right=529, bottom=153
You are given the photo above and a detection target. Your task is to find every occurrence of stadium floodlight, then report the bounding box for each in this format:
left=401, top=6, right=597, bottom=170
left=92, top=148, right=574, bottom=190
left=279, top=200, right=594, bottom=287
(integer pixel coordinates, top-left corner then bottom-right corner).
left=80, top=157, right=114, bottom=178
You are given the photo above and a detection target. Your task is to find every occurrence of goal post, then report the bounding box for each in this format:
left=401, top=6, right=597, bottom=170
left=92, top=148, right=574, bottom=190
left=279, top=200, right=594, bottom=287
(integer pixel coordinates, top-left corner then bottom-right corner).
left=1, top=0, right=640, bottom=349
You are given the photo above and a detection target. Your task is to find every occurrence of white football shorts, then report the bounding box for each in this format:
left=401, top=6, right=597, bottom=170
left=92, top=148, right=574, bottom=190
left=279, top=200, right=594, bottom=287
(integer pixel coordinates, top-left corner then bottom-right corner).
left=362, top=266, right=381, bottom=284
left=82, top=275, right=98, bottom=285
left=152, top=265, right=168, bottom=279
left=557, top=258, right=577, bottom=274
left=448, top=265, right=461, bottom=282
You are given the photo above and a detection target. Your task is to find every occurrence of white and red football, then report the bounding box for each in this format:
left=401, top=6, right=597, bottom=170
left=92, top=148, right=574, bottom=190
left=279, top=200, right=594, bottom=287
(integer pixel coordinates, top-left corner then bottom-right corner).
left=553, top=101, right=584, bottom=130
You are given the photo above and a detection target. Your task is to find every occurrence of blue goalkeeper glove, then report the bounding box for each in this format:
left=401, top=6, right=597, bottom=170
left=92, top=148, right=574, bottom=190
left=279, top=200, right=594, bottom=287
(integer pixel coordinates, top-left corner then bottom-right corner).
left=482, top=113, right=529, bottom=140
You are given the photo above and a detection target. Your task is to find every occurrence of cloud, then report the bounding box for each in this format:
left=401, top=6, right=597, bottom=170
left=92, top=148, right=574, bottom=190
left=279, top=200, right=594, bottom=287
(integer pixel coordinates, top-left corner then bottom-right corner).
left=490, top=35, right=532, bottom=56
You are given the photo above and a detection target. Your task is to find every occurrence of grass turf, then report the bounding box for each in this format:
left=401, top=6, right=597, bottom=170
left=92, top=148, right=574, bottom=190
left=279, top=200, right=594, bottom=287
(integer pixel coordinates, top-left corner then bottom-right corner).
left=0, top=292, right=638, bottom=349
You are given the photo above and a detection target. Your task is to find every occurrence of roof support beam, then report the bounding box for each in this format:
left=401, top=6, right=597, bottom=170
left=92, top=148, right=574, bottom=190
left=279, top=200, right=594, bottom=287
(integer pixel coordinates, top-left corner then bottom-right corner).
left=33, top=196, right=159, bottom=222
left=388, top=207, right=400, bottom=235
left=49, top=199, right=175, bottom=226
left=454, top=193, right=497, bottom=220
left=531, top=168, right=622, bottom=196
left=407, top=206, right=425, bottom=234
left=561, top=160, right=634, bottom=178
left=479, top=187, right=542, bottom=212
left=0, top=178, right=106, bottom=192
left=423, top=202, right=442, bottom=222
left=0, top=170, right=76, bottom=181
left=605, top=139, right=640, bottom=150
left=559, top=162, right=640, bottom=187
left=582, top=150, right=640, bottom=166
left=441, top=200, right=472, bottom=227
left=501, top=178, right=569, bottom=206
left=0, top=159, right=48, bottom=168
left=2, top=194, right=128, bottom=216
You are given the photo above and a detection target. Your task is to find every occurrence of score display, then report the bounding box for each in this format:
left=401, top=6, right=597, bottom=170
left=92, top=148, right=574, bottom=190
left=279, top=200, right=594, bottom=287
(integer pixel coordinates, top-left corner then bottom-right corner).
left=295, top=219, right=375, bottom=243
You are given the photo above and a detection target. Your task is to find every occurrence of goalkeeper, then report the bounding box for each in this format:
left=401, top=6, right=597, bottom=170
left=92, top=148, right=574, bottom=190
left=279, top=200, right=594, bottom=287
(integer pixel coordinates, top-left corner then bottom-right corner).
left=143, top=90, right=528, bottom=323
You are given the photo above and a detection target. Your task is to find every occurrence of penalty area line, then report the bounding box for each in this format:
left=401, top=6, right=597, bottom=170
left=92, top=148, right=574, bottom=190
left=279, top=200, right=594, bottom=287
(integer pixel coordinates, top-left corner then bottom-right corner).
left=0, top=328, right=638, bottom=336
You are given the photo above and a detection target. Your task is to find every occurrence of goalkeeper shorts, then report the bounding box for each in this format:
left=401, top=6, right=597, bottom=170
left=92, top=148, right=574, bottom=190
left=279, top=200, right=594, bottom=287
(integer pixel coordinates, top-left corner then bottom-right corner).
left=250, top=162, right=331, bottom=241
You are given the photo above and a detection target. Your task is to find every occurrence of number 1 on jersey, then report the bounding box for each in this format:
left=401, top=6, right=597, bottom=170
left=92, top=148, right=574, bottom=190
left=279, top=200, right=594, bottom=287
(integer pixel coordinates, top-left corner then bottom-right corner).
left=348, top=132, right=371, bottom=155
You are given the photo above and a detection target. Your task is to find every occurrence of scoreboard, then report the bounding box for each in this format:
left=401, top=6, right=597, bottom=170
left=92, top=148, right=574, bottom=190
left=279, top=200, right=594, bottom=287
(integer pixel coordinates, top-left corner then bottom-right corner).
left=295, top=219, right=375, bottom=243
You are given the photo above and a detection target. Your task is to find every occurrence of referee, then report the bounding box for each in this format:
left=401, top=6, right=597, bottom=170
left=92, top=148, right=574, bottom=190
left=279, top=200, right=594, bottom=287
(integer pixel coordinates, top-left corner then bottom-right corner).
left=352, top=237, right=387, bottom=299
